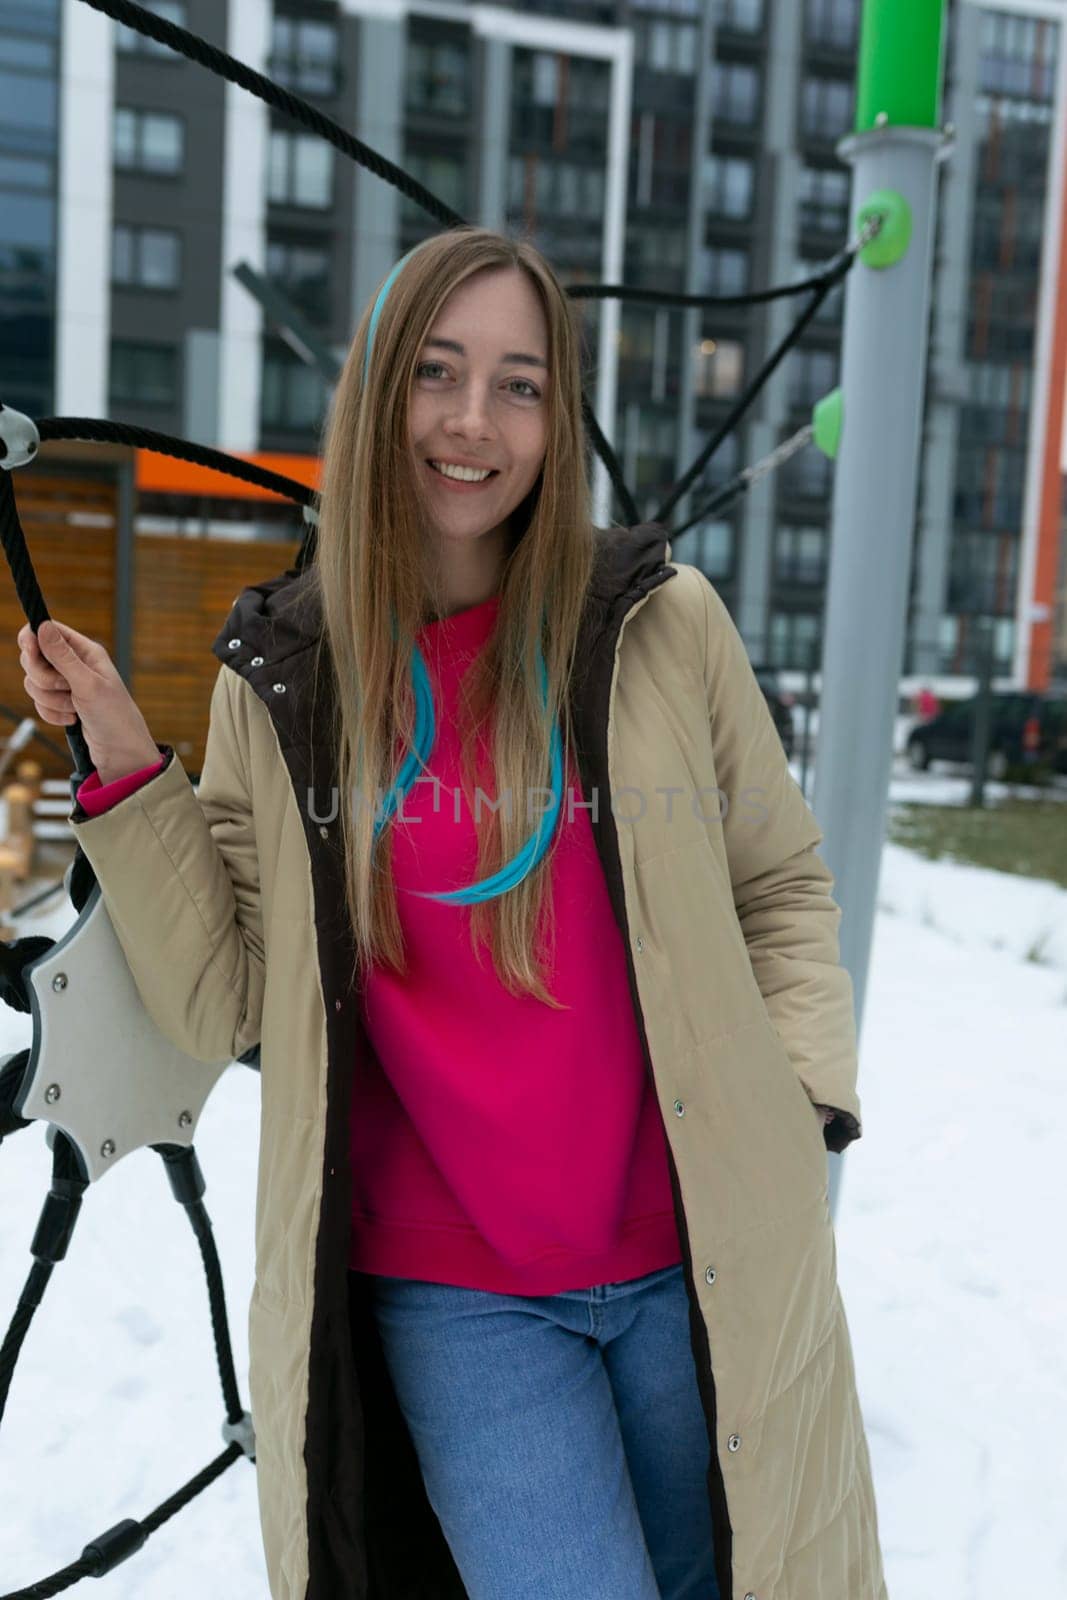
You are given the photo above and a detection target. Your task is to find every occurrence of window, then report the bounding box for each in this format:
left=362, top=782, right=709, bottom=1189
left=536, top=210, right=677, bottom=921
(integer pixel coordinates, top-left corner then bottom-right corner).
left=114, top=107, right=184, bottom=175
left=270, top=16, right=339, bottom=96
left=404, top=149, right=468, bottom=224
left=801, top=75, right=854, bottom=141
left=261, top=349, right=328, bottom=432
left=953, top=444, right=1026, bottom=533
left=268, top=129, right=333, bottom=208
left=673, top=519, right=735, bottom=579
left=265, top=238, right=331, bottom=323
left=702, top=246, right=749, bottom=297
left=947, top=530, right=1020, bottom=612
left=702, top=153, right=754, bottom=219
left=693, top=337, right=745, bottom=399
left=115, top=0, right=185, bottom=56
left=979, top=13, right=1057, bottom=103
left=695, top=520, right=734, bottom=579
left=638, top=20, right=699, bottom=76
left=112, top=223, right=181, bottom=289
left=776, top=524, right=827, bottom=584
left=407, top=37, right=470, bottom=117
left=711, top=61, right=760, bottom=126
left=798, top=164, right=849, bottom=235
left=695, top=430, right=741, bottom=490
left=790, top=347, right=837, bottom=410
left=770, top=610, right=822, bottom=670
left=109, top=340, right=178, bottom=407
left=805, top=0, right=859, bottom=51
left=718, top=0, right=764, bottom=32
left=635, top=0, right=700, bottom=13
left=0, top=153, right=50, bottom=189
left=508, top=155, right=604, bottom=219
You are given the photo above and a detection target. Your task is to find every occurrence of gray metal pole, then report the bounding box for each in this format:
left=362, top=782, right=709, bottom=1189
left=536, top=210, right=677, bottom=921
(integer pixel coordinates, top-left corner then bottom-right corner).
left=812, top=121, right=949, bottom=1216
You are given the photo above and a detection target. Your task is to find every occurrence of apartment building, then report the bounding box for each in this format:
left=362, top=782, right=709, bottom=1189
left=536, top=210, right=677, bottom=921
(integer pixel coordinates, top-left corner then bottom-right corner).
left=2, top=0, right=1065, bottom=685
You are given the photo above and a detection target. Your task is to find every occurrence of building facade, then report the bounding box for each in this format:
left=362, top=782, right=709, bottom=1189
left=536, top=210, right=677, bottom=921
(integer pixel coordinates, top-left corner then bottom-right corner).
left=5, top=0, right=1066, bottom=687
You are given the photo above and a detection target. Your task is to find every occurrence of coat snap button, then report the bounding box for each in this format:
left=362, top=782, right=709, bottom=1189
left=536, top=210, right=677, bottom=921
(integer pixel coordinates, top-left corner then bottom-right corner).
left=250, top=655, right=264, bottom=667
left=319, top=824, right=330, bottom=839
left=705, top=1265, right=716, bottom=1285
left=728, top=1433, right=742, bottom=1451
left=674, top=1099, right=685, bottom=1116
left=273, top=682, right=287, bottom=694
left=745, top=1593, right=757, bottom=1599
left=228, top=638, right=241, bottom=650
left=635, top=935, right=643, bottom=952
left=334, top=998, right=342, bottom=1012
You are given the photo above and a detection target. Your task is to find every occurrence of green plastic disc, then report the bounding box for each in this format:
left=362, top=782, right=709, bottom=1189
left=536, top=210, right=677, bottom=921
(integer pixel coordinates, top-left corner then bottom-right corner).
left=812, top=388, right=843, bottom=460
left=856, top=188, right=912, bottom=268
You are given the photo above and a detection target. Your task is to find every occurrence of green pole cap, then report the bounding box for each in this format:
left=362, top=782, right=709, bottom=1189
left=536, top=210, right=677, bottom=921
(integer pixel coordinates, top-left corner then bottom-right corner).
left=813, top=388, right=843, bottom=460
left=856, top=0, right=946, bottom=132
left=856, top=189, right=912, bottom=268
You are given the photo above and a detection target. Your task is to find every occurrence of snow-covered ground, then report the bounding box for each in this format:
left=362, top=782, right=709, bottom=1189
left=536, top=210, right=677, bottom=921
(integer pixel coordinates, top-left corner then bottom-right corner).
left=1, top=817, right=1065, bottom=1598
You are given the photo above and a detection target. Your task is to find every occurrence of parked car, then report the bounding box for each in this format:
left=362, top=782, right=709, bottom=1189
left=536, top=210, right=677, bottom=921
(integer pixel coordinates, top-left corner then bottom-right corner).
left=906, top=691, right=1067, bottom=780
left=755, top=669, right=796, bottom=759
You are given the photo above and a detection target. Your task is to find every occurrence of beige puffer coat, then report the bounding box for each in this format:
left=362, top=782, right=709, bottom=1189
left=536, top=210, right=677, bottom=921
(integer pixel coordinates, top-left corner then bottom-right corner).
left=70, top=524, right=888, bottom=1599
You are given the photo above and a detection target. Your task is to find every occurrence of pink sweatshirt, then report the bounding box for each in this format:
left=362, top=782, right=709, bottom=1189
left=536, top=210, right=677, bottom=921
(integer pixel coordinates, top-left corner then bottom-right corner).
left=77, top=595, right=682, bottom=1294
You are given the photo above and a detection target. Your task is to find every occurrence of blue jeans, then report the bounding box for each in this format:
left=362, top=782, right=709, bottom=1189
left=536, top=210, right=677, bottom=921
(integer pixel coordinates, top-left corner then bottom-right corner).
left=362, top=1261, right=720, bottom=1600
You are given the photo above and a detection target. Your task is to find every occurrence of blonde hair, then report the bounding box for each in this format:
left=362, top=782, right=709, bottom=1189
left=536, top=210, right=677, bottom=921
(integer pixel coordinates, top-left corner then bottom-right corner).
left=306, top=225, right=598, bottom=1007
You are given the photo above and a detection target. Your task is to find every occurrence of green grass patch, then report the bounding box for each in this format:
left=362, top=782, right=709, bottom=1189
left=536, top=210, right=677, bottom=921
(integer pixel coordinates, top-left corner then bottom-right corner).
left=887, top=797, right=1067, bottom=889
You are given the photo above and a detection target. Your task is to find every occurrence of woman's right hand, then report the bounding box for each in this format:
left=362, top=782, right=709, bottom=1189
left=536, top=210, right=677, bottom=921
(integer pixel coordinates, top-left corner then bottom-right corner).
left=17, top=619, right=161, bottom=785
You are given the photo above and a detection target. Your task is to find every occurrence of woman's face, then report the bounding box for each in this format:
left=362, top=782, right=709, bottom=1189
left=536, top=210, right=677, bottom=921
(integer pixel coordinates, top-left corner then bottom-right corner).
left=407, top=265, right=549, bottom=551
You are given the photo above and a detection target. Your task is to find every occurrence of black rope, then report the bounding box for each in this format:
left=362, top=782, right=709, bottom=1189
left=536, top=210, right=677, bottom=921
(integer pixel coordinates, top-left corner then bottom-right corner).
left=36, top=419, right=315, bottom=508
left=77, top=0, right=464, bottom=231
left=0, top=473, right=94, bottom=785
left=653, top=266, right=843, bottom=528
left=565, top=263, right=846, bottom=311
left=1, top=1445, right=244, bottom=1599
left=0, top=1134, right=85, bottom=1427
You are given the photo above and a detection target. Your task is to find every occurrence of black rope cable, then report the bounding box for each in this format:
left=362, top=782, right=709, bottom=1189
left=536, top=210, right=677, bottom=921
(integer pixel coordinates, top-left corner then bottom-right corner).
left=36, top=418, right=316, bottom=507
left=0, top=473, right=93, bottom=788
left=652, top=266, right=842, bottom=528
left=565, top=260, right=848, bottom=311
left=2, top=1445, right=244, bottom=1600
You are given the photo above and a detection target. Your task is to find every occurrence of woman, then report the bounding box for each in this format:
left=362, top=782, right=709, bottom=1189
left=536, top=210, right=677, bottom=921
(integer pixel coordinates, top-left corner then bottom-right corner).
left=18, top=226, right=887, bottom=1600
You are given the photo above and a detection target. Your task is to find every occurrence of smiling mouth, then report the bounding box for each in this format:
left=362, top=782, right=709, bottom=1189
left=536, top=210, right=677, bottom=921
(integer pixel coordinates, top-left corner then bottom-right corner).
left=425, top=460, right=501, bottom=484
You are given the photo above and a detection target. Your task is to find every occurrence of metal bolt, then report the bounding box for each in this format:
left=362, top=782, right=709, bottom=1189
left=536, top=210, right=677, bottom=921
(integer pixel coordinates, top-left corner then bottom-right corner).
left=178, top=1110, right=192, bottom=1129
left=319, top=824, right=329, bottom=839
left=45, top=1083, right=61, bottom=1104
left=874, top=110, right=888, bottom=127
left=100, top=1139, right=116, bottom=1159
left=705, top=1265, right=716, bottom=1285
left=52, top=973, right=67, bottom=992
left=272, top=683, right=287, bottom=694
left=228, top=638, right=241, bottom=650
